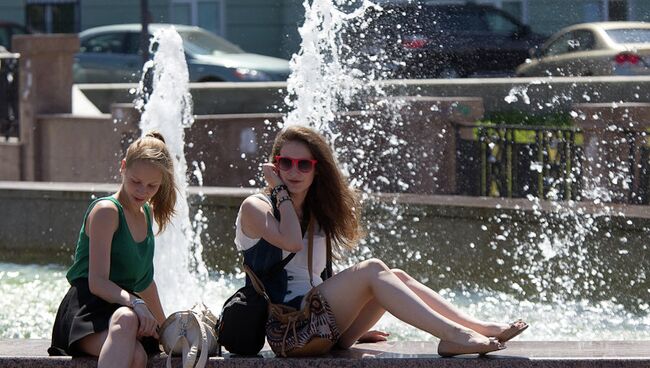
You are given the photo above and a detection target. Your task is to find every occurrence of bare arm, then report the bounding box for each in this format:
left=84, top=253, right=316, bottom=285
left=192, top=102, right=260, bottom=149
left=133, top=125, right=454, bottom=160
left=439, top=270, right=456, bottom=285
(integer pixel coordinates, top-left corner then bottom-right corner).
left=239, top=194, right=303, bottom=252
left=238, top=162, right=303, bottom=252
left=86, top=200, right=159, bottom=338
left=86, top=201, right=137, bottom=306
left=138, top=280, right=165, bottom=325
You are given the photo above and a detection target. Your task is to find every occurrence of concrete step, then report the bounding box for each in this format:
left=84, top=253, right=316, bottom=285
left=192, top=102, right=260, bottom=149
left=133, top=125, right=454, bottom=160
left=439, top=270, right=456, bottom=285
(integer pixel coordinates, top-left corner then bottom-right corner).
left=2, top=340, right=650, bottom=367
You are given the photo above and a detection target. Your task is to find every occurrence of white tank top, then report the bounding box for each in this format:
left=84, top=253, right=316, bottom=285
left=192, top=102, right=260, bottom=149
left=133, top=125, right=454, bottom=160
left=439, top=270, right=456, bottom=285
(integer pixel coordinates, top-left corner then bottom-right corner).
left=234, top=195, right=326, bottom=303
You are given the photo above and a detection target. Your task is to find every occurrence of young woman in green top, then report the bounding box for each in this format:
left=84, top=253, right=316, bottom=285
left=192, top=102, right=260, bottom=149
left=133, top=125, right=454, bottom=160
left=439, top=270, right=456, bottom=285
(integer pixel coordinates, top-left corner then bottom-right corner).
left=49, top=131, right=177, bottom=368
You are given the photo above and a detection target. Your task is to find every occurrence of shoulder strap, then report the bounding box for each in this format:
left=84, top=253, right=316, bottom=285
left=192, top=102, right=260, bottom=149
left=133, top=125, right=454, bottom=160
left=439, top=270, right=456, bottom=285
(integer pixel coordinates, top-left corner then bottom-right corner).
left=307, top=216, right=315, bottom=287
left=243, top=264, right=272, bottom=302
left=307, top=217, right=334, bottom=283
left=263, top=252, right=296, bottom=278
left=324, top=235, right=333, bottom=280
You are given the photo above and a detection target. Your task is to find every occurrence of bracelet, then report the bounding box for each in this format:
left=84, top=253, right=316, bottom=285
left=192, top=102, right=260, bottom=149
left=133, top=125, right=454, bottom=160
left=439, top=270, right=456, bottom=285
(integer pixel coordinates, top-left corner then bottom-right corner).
left=130, top=298, right=146, bottom=309
left=271, top=184, right=288, bottom=198
left=277, top=195, right=293, bottom=207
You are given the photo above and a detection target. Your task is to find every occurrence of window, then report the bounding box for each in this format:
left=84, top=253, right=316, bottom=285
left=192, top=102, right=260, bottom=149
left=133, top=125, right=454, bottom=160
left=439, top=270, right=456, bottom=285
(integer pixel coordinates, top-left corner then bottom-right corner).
left=544, top=32, right=577, bottom=56
left=544, top=30, right=594, bottom=56
left=484, top=10, right=520, bottom=34
left=124, top=32, right=150, bottom=55
left=80, top=33, right=127, bottom=54
left=0, top=29, right=9, bottom=50
left=501, top=1, right=524, bottom=21
left=0, top=25, right=28, bottom=50
left=434, top=11, right=489, bottom=32
left=609, top=0, right=628, bottom=21
left=25, top=0, right=80, bottom=33
left=170, top=0, right=225, bottom=36
left=606, top=29, right=650, bottom=43
left=177, top=29, right=243, bottom=55
left=573, top=30, right=596, bottom=51
left=171, top=3, right=192, bottom=25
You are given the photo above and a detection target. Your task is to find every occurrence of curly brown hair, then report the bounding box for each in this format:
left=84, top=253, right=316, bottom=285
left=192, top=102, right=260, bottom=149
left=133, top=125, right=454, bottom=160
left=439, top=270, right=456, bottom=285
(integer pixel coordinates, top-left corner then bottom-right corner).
left=269, top=126, right=363, bottom=255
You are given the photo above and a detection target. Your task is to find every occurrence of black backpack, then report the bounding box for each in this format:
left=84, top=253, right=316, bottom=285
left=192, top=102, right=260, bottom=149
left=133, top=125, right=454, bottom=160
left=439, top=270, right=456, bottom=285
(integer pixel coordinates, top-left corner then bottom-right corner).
left=216, top=254, right=295, bottom=356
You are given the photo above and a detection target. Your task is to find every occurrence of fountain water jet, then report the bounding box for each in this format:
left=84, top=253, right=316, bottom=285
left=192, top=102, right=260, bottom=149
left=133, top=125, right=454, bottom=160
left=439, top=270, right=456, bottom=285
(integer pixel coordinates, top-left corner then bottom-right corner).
left=135, top=27, right=209, bottom=312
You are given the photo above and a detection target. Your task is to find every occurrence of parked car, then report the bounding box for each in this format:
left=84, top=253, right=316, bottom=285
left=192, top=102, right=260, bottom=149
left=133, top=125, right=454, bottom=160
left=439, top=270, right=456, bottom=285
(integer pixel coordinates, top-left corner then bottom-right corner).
left=516, top=22, right=650, bottom=77
left=343, top=3, right=545, bottom=78
left=0, top=21, right=31, bottom=51
left=74, top=24, right=291, bottom=83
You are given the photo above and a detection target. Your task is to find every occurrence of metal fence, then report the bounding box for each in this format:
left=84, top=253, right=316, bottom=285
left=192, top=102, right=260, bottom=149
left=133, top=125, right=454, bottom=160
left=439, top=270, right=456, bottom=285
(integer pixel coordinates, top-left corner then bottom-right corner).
left=0, top=52, right=19, bottom=139
left=454, top=122, right=650, bottom=204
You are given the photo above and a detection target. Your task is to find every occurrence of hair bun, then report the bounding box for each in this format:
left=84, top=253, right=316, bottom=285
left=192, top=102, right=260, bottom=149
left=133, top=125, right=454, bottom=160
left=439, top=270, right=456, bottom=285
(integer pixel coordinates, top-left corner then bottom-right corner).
left=145, top=130, right=166, bottom=144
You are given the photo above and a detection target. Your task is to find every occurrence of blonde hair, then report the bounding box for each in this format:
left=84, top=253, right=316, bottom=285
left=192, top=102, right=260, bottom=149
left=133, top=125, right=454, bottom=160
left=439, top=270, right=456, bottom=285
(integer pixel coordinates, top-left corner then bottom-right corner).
left=269, top=126, right=363, bottom=256
left=124, top=131, right=177, bottom=233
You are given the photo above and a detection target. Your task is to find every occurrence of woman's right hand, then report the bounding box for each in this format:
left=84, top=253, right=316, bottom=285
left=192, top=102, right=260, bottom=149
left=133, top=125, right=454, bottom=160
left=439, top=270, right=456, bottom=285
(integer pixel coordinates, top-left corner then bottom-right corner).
left=133, top=303, right=159, bottom=339
left=262, top=163, right=284, bottom=188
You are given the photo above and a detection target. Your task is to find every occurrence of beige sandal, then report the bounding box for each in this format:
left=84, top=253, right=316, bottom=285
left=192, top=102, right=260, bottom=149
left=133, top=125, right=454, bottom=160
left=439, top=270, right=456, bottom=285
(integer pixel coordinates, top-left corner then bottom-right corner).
left=497, top=319, right=529, bottom=343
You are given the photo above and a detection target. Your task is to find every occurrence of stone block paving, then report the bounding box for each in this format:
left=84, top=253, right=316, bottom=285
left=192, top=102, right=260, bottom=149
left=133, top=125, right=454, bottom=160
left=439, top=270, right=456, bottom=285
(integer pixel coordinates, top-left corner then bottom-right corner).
left=2, top=340, right=650, bottom=367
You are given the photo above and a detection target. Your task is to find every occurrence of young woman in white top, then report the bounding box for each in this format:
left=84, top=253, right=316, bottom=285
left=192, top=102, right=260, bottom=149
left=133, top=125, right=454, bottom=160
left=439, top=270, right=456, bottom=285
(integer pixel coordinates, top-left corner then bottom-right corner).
left=235, top=125, right=527, bottom=356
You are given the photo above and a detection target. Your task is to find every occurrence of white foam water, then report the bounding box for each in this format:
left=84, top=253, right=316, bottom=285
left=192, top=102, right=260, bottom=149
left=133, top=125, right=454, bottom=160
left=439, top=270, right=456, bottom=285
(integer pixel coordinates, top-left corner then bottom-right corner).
left=135, top=27, right=209, bottom=313
left=284, top=0, right=380, bottom=134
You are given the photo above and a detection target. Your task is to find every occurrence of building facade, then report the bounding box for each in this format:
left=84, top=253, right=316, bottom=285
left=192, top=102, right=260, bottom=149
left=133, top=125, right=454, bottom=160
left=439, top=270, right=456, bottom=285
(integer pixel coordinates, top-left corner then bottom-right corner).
left=0, top=0, right=649, bottom=58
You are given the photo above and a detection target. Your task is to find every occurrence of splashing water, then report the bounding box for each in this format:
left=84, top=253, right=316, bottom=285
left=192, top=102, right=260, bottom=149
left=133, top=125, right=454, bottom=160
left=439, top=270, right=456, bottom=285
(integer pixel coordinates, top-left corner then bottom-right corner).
left=278, top=0, right=650, bottom=341
left=284, top=0, right=381, bottom=133
left=6, top=0, right=650, bottom=343
left=282, top=0, right=421, bottom=259
left=135, top=27, right=209, bottom=312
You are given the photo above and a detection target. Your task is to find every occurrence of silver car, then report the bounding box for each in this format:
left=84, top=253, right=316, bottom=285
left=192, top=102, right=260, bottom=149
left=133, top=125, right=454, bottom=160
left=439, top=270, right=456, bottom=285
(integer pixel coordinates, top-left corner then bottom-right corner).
left=74, top=23, right=291, bottom=83
left=516, top=22, right=650, bottom=77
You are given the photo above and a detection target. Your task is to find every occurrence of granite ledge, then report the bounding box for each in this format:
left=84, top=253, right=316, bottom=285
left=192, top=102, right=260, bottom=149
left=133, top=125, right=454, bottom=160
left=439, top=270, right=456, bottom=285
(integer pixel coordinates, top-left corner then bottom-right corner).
left=1, top=340, right=650, bottom=368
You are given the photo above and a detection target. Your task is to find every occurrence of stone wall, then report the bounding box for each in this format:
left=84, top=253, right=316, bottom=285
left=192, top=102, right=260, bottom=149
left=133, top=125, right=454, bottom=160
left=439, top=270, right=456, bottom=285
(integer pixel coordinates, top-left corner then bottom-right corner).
left=14, top=34, right=79, bottom=181
left=78, top=76, right=650, bottom=116
left=0, top=142, right=20, bottom=180
left=1, top=182, right=648, bottom=307
left=21, top=98, right=483, bottom=194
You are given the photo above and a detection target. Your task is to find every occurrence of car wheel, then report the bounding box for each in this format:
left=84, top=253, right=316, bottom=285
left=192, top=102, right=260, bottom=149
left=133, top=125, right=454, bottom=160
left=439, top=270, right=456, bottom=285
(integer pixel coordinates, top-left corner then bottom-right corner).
left=438, top=67, right=462, bottom=79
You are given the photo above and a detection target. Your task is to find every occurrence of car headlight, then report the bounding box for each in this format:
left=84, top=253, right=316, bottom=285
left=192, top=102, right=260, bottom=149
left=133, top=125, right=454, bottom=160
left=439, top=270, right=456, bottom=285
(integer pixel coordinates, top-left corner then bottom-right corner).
left=233, top=68, right=272, bottom=81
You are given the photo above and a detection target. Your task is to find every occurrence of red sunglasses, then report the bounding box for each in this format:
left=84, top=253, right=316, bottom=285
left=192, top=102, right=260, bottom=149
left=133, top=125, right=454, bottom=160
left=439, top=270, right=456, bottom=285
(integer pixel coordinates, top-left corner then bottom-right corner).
left=275, top=156, right=318, bottom=173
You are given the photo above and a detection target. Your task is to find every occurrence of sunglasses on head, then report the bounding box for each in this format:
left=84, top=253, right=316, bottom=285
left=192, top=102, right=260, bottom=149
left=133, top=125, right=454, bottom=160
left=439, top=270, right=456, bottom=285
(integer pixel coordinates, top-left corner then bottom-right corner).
left=275, top=155, right=318, bottom=173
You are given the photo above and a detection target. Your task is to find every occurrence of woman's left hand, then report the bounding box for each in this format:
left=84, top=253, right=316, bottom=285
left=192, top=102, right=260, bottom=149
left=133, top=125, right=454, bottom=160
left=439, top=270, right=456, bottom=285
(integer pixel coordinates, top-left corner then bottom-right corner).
left=357, top=330, right=390, bottom=343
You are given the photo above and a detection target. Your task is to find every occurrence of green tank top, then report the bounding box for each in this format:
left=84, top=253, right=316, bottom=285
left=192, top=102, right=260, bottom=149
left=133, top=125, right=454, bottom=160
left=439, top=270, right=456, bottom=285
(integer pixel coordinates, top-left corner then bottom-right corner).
left=66, top=196, right=155, bottom=293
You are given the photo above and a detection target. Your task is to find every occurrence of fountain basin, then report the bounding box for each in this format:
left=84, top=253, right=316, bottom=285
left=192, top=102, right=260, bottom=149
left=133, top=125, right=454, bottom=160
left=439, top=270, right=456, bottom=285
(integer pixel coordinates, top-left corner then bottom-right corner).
left=1, top=180, right=648, bottom=309
left=1, top=339, right=650, bottom=367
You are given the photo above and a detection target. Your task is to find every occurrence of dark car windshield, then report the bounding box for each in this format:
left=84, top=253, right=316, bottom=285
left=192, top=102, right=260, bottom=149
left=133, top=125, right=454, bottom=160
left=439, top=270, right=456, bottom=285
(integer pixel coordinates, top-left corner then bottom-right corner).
left=177, top=30, right=243, bottom=55
left=606, top=29, right=650, bottom=44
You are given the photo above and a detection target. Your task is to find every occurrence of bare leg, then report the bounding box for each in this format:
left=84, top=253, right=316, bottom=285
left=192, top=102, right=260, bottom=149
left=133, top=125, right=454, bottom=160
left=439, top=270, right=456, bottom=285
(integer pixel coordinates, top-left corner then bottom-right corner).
left=318, top=259, right=501, bottom=353
left=337, top=298, right=385, bottom=348
left=76, top=307, right=148, bottom=368
left=391, top=269, right=510, bottom=337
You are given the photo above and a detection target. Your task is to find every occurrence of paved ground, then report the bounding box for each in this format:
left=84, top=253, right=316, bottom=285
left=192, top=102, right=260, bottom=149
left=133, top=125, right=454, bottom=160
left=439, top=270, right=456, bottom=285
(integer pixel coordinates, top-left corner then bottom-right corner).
left=2, top=340, right=650, bottom=367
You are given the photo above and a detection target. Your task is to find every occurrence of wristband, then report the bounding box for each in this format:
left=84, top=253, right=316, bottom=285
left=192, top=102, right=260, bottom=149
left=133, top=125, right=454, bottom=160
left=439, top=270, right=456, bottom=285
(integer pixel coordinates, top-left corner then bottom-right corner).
left=277, top=195, right=293, bottom=207
left=271, top=184, right=288, bottom=198
left=130, top=298, right=146, bottom=308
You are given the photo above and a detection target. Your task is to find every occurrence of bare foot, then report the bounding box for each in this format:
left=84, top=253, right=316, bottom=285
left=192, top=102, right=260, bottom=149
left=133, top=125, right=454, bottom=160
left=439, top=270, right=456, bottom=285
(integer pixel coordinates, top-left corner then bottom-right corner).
left=476, top=320, right=528, bottom=340
left=437, top=337, right=505, bottom=357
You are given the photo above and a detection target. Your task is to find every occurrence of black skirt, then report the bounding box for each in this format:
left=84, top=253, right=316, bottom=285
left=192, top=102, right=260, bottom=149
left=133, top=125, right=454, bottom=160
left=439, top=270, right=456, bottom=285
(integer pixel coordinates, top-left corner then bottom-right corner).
left=48, top=278, right=160, bottom=357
